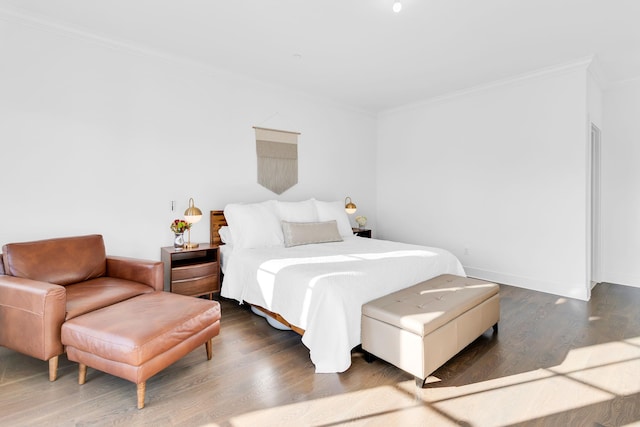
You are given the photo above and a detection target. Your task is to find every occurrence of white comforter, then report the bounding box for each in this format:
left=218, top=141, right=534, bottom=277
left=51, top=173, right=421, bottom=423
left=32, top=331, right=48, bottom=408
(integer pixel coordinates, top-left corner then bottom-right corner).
left=221, top=236, right=465, bottom=373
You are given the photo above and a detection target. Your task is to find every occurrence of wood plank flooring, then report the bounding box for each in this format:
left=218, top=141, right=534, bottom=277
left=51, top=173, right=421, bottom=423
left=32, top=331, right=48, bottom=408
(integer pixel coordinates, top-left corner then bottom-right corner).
left=1, top=282, right=640, bottom=426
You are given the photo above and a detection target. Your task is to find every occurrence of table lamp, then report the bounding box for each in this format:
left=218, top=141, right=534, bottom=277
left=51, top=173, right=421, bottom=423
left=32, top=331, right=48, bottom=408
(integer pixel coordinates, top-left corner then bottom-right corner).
left=184, top=197, right=202, bottom=249
left=344, top=196, right=357, bottom=215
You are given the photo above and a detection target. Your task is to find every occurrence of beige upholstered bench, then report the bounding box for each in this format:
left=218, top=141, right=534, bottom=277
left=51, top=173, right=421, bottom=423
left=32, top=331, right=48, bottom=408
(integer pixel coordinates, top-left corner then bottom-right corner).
left=61, top=292, right=221, bottom=409
left=361, top=274, right=499, bottom=387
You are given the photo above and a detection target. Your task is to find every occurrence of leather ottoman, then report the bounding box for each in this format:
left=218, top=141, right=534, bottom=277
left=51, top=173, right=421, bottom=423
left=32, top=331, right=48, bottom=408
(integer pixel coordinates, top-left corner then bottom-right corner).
left=61, top=292, right=221, bottom=409
left=362, top=274, right=499, bottom=387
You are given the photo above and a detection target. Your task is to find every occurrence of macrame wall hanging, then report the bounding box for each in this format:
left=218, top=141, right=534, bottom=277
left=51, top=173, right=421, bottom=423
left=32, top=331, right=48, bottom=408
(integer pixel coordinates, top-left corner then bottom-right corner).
left=254, top=126, right=300, bottom=195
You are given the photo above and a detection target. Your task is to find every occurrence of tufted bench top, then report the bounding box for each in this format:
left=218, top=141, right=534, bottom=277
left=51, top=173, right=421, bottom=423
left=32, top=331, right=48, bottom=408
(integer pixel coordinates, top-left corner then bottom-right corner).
left=362, top=274, right=499, bottom=337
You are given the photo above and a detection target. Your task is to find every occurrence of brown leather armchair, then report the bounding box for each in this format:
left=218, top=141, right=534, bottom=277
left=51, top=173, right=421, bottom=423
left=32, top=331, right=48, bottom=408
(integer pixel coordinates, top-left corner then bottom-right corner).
left=0, top=234, right=163, bottom=381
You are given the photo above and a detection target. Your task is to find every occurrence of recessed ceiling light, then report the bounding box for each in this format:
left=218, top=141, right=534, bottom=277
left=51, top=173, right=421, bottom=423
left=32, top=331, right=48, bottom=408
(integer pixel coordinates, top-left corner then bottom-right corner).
left=393, top=1, right=402, bottom=13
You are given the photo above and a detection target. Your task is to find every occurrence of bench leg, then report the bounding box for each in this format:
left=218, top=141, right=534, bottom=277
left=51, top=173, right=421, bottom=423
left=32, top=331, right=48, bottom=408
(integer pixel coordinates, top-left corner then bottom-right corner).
left=415, top=377, right=427, bottom=388
left=363, top=351, right=376, bottom=364
left=205, top=339, right=212, bottom=360
left=78, top=364, right=87, bottom=385
left=493, top=322, right=499, bottom=334
left=48, top=356, right=58, bottom=381
left=137, top=382, right=146, bottom=409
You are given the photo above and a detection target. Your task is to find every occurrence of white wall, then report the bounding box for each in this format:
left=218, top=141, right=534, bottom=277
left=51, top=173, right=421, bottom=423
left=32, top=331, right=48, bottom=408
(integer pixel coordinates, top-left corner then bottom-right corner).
left=376, top=63, right=592, bottom=300
left=3, top=10, right=630, bottom=300
left=601, top=78, right=640, bottom=288
left=0, top=13, right=377, bottom=260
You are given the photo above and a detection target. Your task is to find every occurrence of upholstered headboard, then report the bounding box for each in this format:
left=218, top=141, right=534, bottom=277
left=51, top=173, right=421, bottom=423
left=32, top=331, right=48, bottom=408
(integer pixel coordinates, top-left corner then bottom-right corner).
left=210, top=210, right=227, bottom=246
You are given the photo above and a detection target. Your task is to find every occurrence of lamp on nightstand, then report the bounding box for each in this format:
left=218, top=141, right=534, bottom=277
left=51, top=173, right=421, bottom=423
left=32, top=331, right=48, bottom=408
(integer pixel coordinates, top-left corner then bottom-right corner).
left=344, top=197, right=357, bottom=215
left=184, top=197, right=202, bottom=249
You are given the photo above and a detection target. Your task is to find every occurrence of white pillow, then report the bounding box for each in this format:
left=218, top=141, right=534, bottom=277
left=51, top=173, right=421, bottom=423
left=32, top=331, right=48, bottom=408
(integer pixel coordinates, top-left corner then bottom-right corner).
left=282, top=220, right=343, bottom=248
left=313, top=200, right=353, bottom=237
left=276, top=199, right=318, bottom=222
left=224, top=201, right=284, bottom=249
left=218, top=226, right=233, bottom=245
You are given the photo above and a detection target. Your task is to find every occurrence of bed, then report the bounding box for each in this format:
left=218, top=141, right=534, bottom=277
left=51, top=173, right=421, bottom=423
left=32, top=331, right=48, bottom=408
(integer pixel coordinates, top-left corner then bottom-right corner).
left=211, top=200, right=465, bottom=374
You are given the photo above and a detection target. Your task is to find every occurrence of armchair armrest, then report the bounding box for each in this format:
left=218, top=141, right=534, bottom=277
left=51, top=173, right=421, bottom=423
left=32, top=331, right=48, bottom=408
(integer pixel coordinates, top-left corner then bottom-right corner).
left=0, top=275, right=66, bottom=361
left=106, top=256, right=164, bottom=292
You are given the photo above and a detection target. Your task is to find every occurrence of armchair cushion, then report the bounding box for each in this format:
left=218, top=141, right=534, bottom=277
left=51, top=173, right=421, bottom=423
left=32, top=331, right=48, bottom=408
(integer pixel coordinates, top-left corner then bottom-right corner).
left=65, top=278, right=155, bottom=320
left=2, top=235, right=106, bottom=285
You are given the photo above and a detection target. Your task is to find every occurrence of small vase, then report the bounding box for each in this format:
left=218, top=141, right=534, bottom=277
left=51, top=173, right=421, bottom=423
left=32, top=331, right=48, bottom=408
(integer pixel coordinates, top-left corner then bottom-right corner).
left=173, top=233, right=184, bottom=249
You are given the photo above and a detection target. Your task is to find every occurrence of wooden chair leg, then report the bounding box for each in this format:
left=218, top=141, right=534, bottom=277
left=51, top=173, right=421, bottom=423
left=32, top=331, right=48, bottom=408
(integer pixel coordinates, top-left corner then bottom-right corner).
left=205, top=339, right=212, bottom=360
left=48, top=356, right=59, bottom=381
left=78, top=364, right=87, bottom=385
left=137, top=382, right=146, bottom=409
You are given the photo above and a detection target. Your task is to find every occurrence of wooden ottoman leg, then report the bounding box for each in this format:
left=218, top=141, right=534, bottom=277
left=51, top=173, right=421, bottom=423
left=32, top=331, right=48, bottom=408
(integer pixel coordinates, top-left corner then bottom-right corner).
left=48, top=356, right=59, bottom=381
left=137, top=382, right=146, bottom=409
left=206, top=339, right=213, bottom=360
left=79, top=364, right=87, bottom=385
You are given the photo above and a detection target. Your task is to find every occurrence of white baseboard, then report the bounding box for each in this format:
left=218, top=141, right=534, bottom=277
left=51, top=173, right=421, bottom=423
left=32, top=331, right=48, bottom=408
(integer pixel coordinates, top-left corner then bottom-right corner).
left=463, top=267, right=590, bottom=301
left=598, top=272, right=640, bottom=289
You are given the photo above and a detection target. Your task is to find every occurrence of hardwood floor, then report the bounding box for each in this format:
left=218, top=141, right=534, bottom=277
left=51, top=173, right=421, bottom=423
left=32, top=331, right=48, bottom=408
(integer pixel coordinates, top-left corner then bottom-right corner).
left=1, top=282, right=640, bottom=426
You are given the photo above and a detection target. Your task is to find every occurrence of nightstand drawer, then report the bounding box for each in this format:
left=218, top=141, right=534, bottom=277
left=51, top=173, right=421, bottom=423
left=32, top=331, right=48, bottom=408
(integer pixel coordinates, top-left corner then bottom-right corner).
left=171, top=261, right=218, bottom=281
left=171, top=274, right=218, bottom=296
left=162, top=243, right=220, bottom=298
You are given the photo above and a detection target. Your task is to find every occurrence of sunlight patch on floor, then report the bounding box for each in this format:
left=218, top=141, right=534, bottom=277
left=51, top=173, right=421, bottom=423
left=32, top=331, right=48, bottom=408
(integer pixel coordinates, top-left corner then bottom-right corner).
left=408, top=374, right=612, bottom=425
left=227, top=383, right=456, bottom=427
left=227, top=372, right=612, bottom=426
left=226, top=337, right=640, bottom=426
left=626, top=336, right=640, bottom=346
left=559, top=339, right=640, bottom=368
left=415, top=338, right=640, bottom=425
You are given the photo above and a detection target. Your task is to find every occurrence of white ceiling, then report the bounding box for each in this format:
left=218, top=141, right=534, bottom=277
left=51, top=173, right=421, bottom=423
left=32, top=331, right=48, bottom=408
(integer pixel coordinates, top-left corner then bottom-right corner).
left=2, top=0, right=640, bottom=112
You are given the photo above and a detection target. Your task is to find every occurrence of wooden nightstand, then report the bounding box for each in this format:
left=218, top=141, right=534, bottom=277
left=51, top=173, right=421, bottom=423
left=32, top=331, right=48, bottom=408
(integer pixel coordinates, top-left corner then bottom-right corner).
left=352, top=228, right=372, bottom=238
left=161, top=243, right=220, bottom=299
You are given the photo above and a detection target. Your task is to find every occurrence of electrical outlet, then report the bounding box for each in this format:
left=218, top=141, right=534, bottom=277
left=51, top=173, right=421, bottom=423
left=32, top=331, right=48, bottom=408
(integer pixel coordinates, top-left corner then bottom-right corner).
left=464, top=247, right=470, bottom=255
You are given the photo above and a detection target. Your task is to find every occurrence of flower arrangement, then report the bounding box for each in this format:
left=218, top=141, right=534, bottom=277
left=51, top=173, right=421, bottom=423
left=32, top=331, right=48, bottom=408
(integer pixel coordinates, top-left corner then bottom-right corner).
left=170, top=219, right=191, bottom=234
left=355, top=215, right=367, bottom=228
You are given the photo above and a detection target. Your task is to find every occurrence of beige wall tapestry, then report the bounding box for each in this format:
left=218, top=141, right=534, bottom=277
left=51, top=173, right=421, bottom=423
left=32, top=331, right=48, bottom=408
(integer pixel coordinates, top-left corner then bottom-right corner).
left=254, top=126, right=300, bottom=194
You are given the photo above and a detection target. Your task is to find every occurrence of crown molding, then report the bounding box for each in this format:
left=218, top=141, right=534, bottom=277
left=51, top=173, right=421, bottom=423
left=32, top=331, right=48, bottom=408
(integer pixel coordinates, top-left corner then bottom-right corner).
left=606, top=73, right=640, bottom=89
left=0, top=6, right=375, bottom=118
left=586, top=55, right=609, bottom=90
left=0, top=6, right=214, bottom=71
left=380, top=56, right=595, bottom=117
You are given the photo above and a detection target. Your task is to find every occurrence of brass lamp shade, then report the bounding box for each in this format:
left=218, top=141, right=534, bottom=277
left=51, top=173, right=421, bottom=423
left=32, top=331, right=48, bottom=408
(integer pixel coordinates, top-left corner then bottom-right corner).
left=184, top=198, right=202, bottom=249
left=184, top=198, right=203, bottom=224
left=344, top=197, right=357, bottom=215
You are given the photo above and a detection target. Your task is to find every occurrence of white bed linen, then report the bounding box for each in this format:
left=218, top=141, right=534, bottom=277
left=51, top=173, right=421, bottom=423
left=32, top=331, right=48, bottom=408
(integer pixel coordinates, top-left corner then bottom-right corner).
left=221, top=236, right=465, bottom=373
left=219, top=244, right=234, bottom=274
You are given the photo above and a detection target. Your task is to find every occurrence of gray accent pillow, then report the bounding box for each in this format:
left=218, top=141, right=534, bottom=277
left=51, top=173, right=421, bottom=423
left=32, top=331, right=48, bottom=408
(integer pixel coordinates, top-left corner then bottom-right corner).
left=281, top=220, right=344, bottom=248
